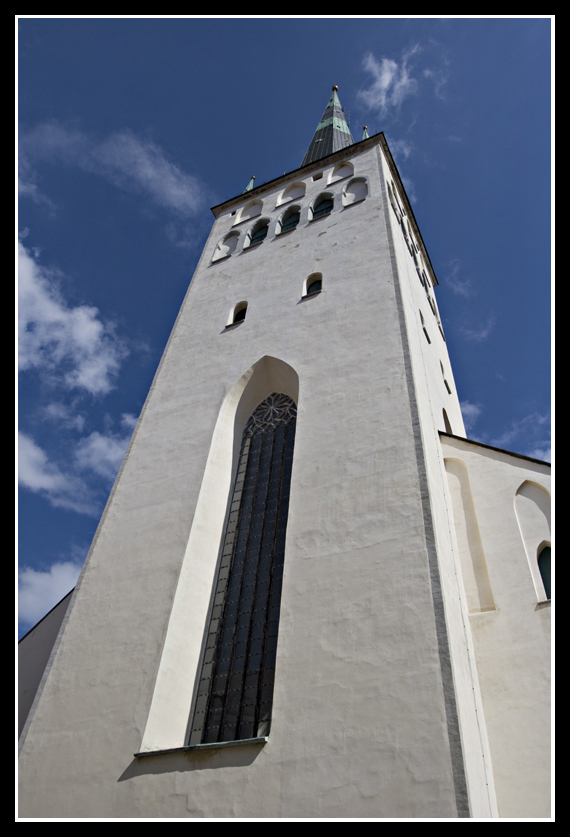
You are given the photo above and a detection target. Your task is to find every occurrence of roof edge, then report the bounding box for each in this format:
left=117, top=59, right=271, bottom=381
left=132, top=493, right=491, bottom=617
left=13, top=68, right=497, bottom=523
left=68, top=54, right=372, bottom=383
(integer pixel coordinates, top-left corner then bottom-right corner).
left=210, top=131, right=385, bottom=216
left=209, top=131, right=439, bottom=287
left=439, top=431, right=551, bottom=467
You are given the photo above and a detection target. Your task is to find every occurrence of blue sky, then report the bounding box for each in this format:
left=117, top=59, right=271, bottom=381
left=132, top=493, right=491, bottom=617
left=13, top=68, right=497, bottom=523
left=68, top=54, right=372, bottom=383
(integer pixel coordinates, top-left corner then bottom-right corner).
left=18, top=17, right=552, bottom=635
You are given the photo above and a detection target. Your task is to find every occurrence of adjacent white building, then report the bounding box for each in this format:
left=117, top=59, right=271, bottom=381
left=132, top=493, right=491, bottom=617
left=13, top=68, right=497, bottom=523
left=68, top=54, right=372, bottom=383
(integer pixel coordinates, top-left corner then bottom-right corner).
left=19, top=88, right=551, bottom=819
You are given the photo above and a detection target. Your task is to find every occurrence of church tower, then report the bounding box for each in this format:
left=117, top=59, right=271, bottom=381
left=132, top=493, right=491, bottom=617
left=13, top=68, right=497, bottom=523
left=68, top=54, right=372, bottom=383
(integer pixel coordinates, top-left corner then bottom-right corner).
left=19, top=88, right=550, bottom=819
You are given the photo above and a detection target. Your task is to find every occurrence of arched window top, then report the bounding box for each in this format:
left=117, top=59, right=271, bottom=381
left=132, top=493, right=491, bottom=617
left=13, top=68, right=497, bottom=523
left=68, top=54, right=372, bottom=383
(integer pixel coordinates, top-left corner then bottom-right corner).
left=247, top=219, right=270, bottom=247
left=227, top=301, right=247, bottom=326
left=514, top=480, right=551, bottom=603
left=328, top=161, right=354, bottom=184
left=342, top=177, right=368, bottom=207
left=278, top=205, right=301, bottom=234
left=303, top=272, right=322, bottom=297
left=311, top=193, right=334, bottom=220
left=212, top=231, right=239, bottom=262
left=244, top=392, right=297, bottom=436
left=234, top=199, right=262, bottom=225
left=276, top=181, right=305, bottom=207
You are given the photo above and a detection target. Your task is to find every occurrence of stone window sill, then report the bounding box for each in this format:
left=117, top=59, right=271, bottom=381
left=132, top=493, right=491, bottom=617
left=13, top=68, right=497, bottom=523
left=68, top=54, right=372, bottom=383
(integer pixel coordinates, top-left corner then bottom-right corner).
left=134, top=736, right=268, bottom=758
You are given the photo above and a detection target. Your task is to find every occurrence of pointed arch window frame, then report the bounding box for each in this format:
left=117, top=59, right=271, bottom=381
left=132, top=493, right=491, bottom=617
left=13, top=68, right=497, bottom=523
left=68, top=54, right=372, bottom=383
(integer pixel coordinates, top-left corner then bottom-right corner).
left=188, top=393, right=298, bottom=746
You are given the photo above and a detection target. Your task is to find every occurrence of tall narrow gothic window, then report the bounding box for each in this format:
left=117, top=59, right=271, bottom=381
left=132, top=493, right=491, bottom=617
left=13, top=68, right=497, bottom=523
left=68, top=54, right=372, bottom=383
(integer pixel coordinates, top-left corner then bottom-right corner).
left=189, top=393, right=297, bottom=745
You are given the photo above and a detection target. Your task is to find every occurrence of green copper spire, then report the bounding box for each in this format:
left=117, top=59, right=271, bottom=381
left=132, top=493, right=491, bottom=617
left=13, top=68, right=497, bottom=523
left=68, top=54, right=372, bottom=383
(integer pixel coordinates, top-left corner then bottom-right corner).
left=301, top=86, right=354, bottom=167
left=362, top=126, right=370, bottom=140
left=243, top=175, right=255, bottom=193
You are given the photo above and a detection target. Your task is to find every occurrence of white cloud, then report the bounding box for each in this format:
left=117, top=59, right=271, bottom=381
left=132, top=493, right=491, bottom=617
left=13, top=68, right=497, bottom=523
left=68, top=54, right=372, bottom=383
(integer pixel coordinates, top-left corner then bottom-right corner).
left=18, top=432, right=98, bottom=515
left=19, top=419, right=135, bottom=513
left=18, top=561, right=81, bottom=626
left=422, top=63, right=449, bottom=100
left=120, top=413, right=138, bottom=431
left=358, top=46, right=420, bottom=117
left=445, top=258, right=473, bottom=298
left=401, top=175, right=417, bottom=206
left=490, top=412, right=551, bottom=460
left=20, top=122, right=204, bottom=218
left=43, top=402, right=86, bottom=432
left=460, top=314, right=497, bottom=342
left=460, top=401, right=482, bottom=433
left=526, top=445, right=551, bottom=463
left=74, top=430, right=131, bottom=482
left=18, top=241, right=128, bottom=395
left=389, top=139, right=413, bottom=162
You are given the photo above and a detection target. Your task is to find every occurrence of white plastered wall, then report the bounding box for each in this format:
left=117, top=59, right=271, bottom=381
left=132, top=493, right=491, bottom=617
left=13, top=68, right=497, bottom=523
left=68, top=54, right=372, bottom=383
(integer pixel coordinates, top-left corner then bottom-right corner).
left=440, top=434, right=551, bottom=818
left=379, top=147, right=498, bottom=818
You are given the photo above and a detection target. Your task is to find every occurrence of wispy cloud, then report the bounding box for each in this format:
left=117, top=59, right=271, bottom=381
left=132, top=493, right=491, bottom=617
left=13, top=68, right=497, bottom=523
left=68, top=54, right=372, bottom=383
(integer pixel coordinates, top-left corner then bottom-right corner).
left=18, top=164, right=56, bottom=212
left=358, top=41, right=450, bottom=120
left=525, top=445, right=551, bottom=463
left=19, top=122, right=204, bottom=218
left=422, top=62, right=450, bottom=100
left=445, top=258, right=473, bottom=298
left=389, top=138, right=413, bottom=161
left=18, top=241, right=129, bottom=395
left=18, top=432, right=98, bottom=515
left=18, top=561, right=82, bottom=627
left=120, top=413, right=138, bottom=431
left=19, top=416, right=136, bottom=515
left=401, top=175, right=417, bottom=206
left=460, top=314, right=497, bottom=342
left=358, top=46, right=421, bottom=117
left=74, top=430, right=131, bottom=482
left=460, top=400, right=482, bottom=433
left=43, top=402, right=86, bottom=432
left=490, top=412, right=551, bottom=462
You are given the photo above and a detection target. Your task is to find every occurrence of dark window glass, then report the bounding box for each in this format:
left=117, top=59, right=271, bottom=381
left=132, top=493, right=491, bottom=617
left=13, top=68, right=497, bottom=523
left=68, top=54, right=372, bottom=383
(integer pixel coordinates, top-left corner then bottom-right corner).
left=312, top=198, right=333, bottom=219
left=249, top=224, right=268, bottom=246
left=189, top=393, right=297, bottom=745
left=306, top=279, right=322, bottom=295
left=538, top=546, right=551, bottom=599
left=233, top=306, right=247, bottom=323
left=281, top=211, right=300, bottom=233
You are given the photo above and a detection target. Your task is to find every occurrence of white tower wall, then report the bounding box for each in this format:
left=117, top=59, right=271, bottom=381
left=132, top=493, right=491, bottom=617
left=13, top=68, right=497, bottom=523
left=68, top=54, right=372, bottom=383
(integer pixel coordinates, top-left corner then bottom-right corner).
left=18, top=133, right=549, bottom=818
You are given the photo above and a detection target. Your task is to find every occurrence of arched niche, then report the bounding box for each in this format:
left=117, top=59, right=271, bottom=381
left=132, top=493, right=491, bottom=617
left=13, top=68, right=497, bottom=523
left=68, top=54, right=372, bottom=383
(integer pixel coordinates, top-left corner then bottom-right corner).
left=342, top=178, right=368, bottom=207
left=328, top=161, right=354, bottom=184
left=212, top=231, right=239, bottom=262
left=234, top=199, right=262, bottom=226
left=276, top=181, right=305, bottom=207
left=444, top=458, right=495, bottom=613
left=514, top=480, right=551, bottom=601
left=139, top=356, right=299, bottom=754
